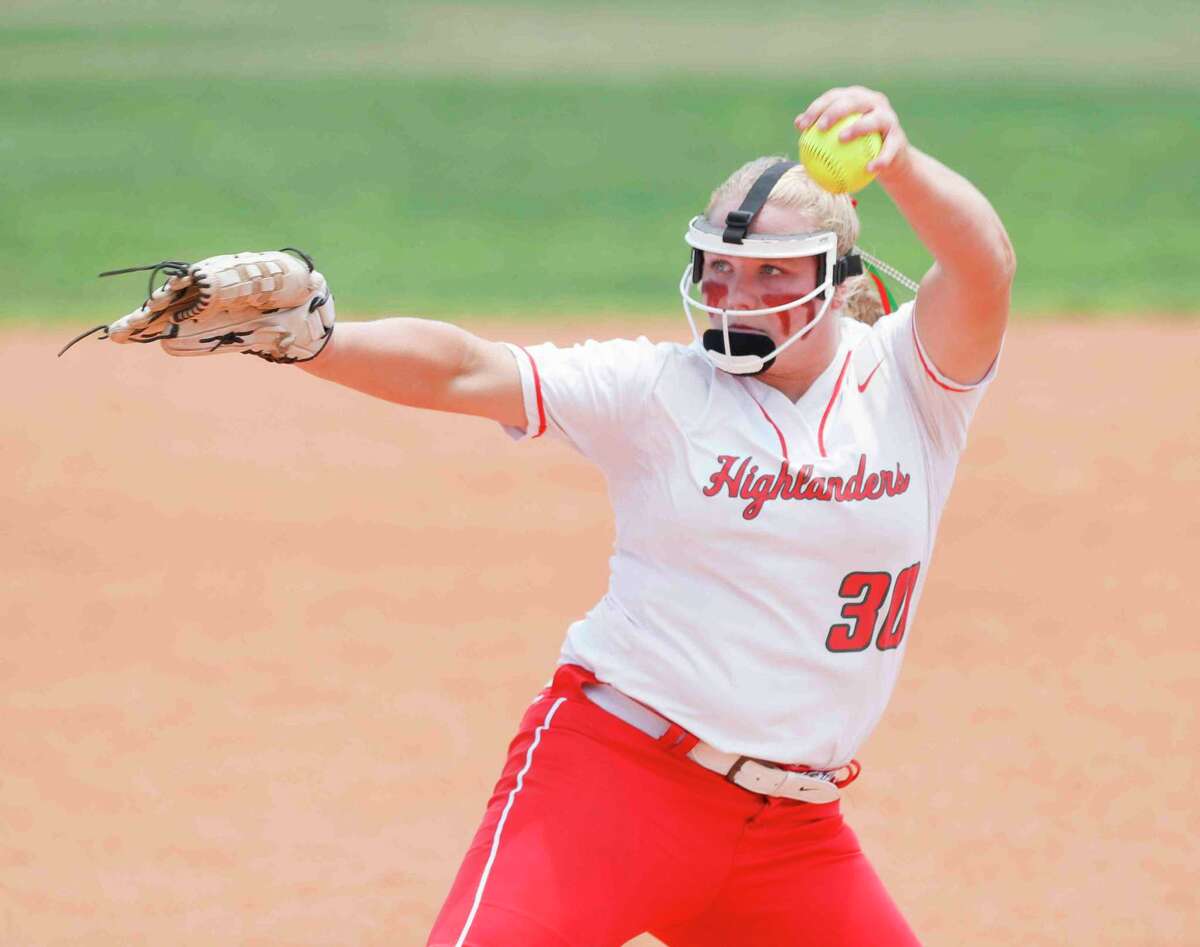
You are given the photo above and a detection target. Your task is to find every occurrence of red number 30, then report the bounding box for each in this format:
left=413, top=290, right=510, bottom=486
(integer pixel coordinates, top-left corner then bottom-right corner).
left=826, top=563, right=921, bottom=653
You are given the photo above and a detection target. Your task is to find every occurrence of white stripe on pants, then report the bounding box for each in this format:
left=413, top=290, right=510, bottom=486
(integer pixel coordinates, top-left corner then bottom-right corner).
left=453, top=696, right=567, bottom=947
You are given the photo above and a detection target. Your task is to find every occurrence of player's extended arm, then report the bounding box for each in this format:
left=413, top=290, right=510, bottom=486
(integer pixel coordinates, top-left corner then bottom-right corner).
left=297, top=318, right=527, bottom=429
left=60, top=253, right=524, bottom=428
left=797, top=87, right=1016, bottom=384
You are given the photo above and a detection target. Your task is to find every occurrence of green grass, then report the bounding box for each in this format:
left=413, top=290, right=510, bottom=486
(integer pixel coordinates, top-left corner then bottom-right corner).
left=2, top=1, right=1198, bottom=322
left=3, top=0, right=1196, bottom=84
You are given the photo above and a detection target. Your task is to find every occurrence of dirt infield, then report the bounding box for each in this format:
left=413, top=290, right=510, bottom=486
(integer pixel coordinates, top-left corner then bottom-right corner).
left=4, top=318, right=1198, bottom=946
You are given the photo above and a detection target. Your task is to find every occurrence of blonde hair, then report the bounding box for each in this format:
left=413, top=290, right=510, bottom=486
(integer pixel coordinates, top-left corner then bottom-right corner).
left=704, top=156, right=886, bottom=326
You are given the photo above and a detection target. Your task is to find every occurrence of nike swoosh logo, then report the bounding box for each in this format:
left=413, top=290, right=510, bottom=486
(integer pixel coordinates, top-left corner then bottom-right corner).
left=857, top=359, right=884, bottom=393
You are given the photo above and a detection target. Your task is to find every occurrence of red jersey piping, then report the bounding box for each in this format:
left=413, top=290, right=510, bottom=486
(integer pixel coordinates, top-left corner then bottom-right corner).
left=911, top=317, right=973, bottom=393
left=817, top=350, right=853, bottom=458
left=516, top=345, right=548, bottom=437
left=745, top=390, right=789, bottom=465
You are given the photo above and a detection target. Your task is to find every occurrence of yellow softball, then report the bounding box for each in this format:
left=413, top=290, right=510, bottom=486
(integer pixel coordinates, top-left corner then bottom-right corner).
left=798, top=113, right=883, bottom=194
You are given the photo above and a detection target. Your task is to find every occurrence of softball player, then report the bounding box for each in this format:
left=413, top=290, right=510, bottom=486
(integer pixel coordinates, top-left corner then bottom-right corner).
left=297, top=86, right=1014, bottom=945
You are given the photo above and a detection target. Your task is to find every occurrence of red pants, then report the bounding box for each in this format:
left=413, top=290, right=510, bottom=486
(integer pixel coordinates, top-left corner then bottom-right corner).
left=427, top=665, right=920, bottom=946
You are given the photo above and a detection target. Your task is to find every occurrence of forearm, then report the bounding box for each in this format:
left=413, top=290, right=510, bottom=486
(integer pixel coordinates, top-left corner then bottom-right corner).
left=297, top=317, right=475, bottom=411
left=878, top=147, right=1016, bottom=290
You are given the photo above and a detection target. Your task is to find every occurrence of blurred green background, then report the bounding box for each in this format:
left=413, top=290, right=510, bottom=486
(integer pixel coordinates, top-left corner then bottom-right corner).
left=2, top=0, right=1197, bottom=322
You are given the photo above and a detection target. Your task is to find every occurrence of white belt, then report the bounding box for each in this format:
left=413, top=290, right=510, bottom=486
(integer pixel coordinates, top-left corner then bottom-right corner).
left=581, top=681, right=841, bottom=804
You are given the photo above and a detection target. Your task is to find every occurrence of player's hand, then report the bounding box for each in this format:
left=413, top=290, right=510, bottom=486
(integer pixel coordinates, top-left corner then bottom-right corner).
left=794, top=86, right=911, bottom=180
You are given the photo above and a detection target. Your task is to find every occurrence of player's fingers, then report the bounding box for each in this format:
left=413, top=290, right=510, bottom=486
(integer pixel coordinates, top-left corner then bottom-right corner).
left=813, top=93, right=886, bottom=132
left=794, top=88, right=847, bottom=130
left=838, top=109, right=895, bottom=142
left=867, top=129, right=907, bottom=173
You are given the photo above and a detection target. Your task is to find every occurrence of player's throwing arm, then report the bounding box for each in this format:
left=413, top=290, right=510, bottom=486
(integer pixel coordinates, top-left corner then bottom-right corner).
left=795, top=86, right=1015, bottom=383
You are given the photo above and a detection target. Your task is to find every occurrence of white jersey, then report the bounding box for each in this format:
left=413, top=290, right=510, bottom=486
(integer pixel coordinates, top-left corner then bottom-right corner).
left=502, top=302, right=997, bottom=768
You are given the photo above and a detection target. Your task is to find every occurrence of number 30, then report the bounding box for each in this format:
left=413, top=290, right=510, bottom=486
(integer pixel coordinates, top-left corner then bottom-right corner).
left=825, top=563, right=921, bottom=653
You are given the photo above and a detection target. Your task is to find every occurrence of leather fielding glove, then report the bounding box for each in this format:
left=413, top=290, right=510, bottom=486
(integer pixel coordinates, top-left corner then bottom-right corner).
left=60, top=248, right=335, bottom=364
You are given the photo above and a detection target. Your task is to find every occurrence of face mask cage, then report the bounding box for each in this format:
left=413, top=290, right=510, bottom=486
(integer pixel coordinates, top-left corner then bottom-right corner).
left=679, top=215, right=861, bottom=375
left=677, top=159, right=873, bottom=375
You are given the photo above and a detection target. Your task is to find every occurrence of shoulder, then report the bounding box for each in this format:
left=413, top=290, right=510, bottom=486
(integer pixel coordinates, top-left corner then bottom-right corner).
left=510, top=335, right=691, bottom=433
left=839, top=313, right=877, bottom=348
left=859, top=300, right=998, bottom=455
left=513, top=335, right=673, bottom=392
left=649, top=339, right=720, bottom=413
left=564, top=336, right=702, bottom=393
left=867, top=300, right=999, bottom=393
left=843, top=305, right=909, bottom=348
left=843, top=304, right=926, bottom=379
left=524, top=334, right=673, bottom=368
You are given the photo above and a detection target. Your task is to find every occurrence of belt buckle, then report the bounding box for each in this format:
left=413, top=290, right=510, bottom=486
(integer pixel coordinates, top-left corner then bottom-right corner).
left=724, top=754, right=765, bottom=784
left=724, top=755, right=840, bottom=803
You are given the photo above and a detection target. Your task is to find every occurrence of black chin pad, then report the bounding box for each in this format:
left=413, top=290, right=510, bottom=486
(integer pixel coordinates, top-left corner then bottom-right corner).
left=702, top=329, right=776, bottom=375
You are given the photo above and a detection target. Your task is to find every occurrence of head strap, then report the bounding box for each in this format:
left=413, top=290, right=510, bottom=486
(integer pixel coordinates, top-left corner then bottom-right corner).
left=721, top=160, right=798, bottom=243
left=831, top=254, right=863, bottom=285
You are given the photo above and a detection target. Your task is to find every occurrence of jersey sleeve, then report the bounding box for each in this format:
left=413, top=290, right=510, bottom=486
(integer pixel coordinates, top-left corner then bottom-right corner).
left=501, top=336, right=668, bottom=465
left=871, top=300, right=1001, bottom=458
